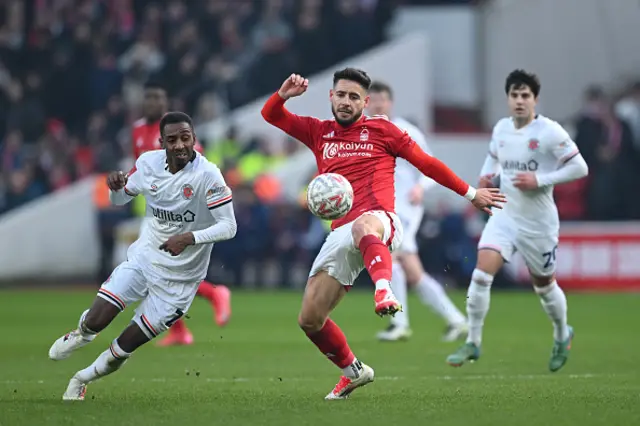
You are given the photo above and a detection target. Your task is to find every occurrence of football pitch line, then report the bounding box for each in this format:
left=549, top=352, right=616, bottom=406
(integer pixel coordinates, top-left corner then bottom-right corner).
left=1, top=372, right=613, bottom=385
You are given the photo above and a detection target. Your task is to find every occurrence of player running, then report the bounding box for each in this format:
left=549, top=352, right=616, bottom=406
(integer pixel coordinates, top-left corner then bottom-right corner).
left=48, top=112, right=237, bottom=400
left=261, top=69, right=505, bottom=399
left=367, top=81, right=468, bottom=342
left=133, top=81, right=232, bottom=347
left=446, top=70, right=589, bottom=372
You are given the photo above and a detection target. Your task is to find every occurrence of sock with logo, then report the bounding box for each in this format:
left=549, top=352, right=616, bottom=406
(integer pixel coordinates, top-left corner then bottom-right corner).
left=305, top=319, right=358, bottom=374
left=358, top=234, right=392, bottom=291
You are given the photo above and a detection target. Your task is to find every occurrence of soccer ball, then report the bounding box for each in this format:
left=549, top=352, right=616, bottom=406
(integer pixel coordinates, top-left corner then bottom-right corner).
left=306, top=173, right=354, bottom=220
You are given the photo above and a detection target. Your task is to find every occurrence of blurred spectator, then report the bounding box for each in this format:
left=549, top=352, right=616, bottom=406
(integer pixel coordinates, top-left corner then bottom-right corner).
left=574, top=86, right=638, bottom=220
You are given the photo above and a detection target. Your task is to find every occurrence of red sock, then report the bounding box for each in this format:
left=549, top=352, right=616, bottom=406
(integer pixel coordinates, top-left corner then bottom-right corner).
left=306, top=319, right=355, bottom=368
left=170, top=318, right=188, bottom=334
left=197, top=280, right=217, bottom=303
left=358, top=234, right=392, bottom=283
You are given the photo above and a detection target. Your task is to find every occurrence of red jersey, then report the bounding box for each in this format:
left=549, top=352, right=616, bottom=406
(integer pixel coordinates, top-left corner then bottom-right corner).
left=132, top=117, right=203, bottom=160
left=132, top=118, right=162, bottom=160
left=261, top=93, right=470, bottom=229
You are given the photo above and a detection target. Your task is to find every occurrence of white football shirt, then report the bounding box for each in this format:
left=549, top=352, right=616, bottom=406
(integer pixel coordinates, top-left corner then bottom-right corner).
left=119, top=150, right=233, bottom=282
left=392, top=116, right=433, bottom=219
left=486, top=115, right=580, bottom=236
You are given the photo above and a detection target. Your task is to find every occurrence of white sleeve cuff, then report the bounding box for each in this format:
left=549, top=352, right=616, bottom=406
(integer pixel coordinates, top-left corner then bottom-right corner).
left=464, top=185, right=476, bottom=201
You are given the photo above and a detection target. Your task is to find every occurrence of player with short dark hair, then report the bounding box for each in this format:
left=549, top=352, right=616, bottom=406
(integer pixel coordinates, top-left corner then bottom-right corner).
left=446, top=69, right=589, bottom=371
left=131, top=83, right=232, bottom=347
left=49, top=112, right=237, bottom=400
left=261, top=68, right=505, bottom=399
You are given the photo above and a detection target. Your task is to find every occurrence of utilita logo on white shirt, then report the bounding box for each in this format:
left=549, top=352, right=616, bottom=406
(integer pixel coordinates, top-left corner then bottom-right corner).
left=322, top=142, right=374, bottom=159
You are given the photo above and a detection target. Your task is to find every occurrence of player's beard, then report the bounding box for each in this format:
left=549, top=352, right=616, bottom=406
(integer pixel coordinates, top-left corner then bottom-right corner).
left=332, top=105, right=362, bottom=127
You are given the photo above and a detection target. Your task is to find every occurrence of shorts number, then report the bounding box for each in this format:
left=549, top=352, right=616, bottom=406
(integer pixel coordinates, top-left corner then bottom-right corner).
left=165, top=308, right=184, bottom=327
left=542, top=245, right=558, bottom=269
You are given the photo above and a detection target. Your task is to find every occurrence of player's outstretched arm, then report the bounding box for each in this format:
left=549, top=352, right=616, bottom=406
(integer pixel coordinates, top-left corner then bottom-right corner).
left=400, top=143, right=506, bottom=215
left=260, top=74, right=321, bottom=148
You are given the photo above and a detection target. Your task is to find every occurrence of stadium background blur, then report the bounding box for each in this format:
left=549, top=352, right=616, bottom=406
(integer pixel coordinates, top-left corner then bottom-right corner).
left=2, top=0, right=639, bottom=291
left=1, top=1, right=640, bottom=424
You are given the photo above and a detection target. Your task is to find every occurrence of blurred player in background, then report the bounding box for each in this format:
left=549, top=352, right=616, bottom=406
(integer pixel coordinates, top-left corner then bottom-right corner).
left=446, top=70, right=589, bottom=371
left=367, top=81, right=468, bottom=342
left=261, top=69, right=505, bottom=399
left=132, top=81, right=232, bottom=347
left=48, top=112, right=237, bottom=400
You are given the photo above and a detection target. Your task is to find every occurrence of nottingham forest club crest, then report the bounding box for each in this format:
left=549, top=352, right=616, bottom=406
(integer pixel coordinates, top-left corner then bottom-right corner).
left=181, top=184, right=194, bottom=200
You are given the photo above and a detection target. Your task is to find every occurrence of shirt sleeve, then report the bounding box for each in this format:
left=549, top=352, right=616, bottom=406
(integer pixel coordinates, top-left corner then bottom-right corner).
left=260, top=92, right=323, bottom=151
left=545, top=123, right=581, bottom=163
left=109, top=160, right=145, bottom=205
left=536, top=123, right=589, bottom=187
left=192, top=168, right=237, bottom=244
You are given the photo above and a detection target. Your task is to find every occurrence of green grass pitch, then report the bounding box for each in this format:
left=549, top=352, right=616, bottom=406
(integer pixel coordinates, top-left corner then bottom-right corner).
left=0, top=288, right=638, bottom=426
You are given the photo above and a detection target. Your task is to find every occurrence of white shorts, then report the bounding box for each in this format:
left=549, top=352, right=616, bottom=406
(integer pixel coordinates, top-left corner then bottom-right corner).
left=478, top=214, right=559, bottom=277
left=309, top=211, right=404, bottom=287
left=396, top=212, right=422, bottom=254
left=97, top=260, right=200, bottom=339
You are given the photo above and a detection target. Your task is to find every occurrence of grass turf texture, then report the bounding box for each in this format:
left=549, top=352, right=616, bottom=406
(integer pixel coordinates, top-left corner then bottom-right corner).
left=0, top=289, right=638, bottom=426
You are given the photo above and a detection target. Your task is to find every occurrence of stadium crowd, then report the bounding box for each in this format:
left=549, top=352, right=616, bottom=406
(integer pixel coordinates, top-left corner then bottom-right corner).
left=0, top=0, right=639, bottom=287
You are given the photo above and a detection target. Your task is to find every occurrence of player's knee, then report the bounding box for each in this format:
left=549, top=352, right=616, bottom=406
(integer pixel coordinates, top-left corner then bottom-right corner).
left=298, top=311, right=325, bottom=334
left=351, top=217, right=382, bottom=247
left=531, top=273, right=555, bottom=289
left=476, top=249, right=504, bottom=276
left=471, top=268, right=494, bottom=287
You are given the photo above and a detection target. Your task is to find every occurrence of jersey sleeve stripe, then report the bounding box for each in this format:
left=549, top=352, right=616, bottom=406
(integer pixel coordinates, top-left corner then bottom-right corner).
left=123, top=187, right=137, bottom=197
left=489, top=150, right=498, bottom=159
left=97, top=289, right=126, bottom=311
left=208, top=198, right=232, bottom=210
left=207, top=194, right=233, bottom=208
left=140, top=314, right=159, bottom=337
left=560, top=150, right=580, bottom=164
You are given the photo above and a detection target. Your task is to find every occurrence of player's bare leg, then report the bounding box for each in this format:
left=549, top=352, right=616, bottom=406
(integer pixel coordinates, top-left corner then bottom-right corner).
left=63, top=323, right=150, bottom=401
left=352, top=214, right=400, bottom=316
left=49, top=297, right=120, bottom=361
left=447, top=249, right=502, bottom=367
left=531, top=273, right=573, bottom=372
left=299, top=271, right=374, bottom=400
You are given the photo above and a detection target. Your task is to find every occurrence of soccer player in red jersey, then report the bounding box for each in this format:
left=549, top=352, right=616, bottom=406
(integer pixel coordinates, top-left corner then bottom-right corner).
left=261, top=69, right=505, bottom=399
left=132, top=81, right=232, bottom=346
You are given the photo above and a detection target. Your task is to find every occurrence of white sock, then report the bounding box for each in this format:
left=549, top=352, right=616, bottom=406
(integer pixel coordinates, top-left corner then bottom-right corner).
left=374, top=278, right=392, bottom=293
left=535, top=281, right=569, bottom=342
left=465, top=269, right=494, bottom=346
left=75, top=339, right=130, bottom=384
left=415, top=273, right=466, bottom=326
left=390, top=262, right=409, bottom=328
left=79, top=309, right=98, bottom=339
left=342, top=358, right=364, bottom=379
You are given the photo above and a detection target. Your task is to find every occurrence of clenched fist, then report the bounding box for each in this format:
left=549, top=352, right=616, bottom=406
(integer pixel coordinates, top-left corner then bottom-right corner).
left=106, top=171, right=127, bottom=191
left=278, top=74, right=309, bottom=100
